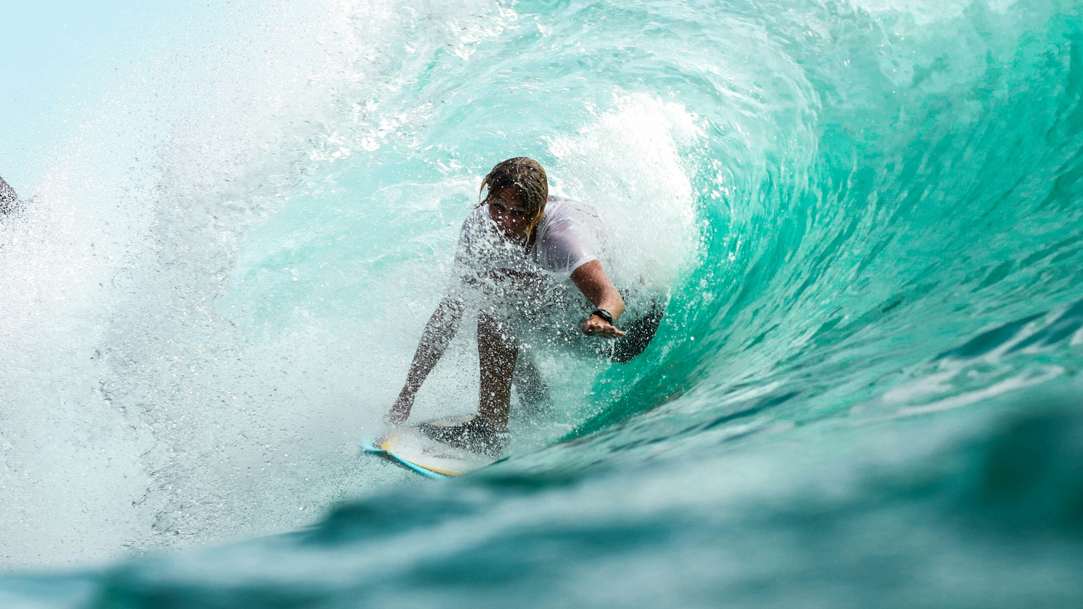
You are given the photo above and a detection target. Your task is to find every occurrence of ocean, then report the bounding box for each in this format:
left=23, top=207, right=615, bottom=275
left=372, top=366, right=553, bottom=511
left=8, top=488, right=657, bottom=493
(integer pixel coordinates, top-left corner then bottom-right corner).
left=1, top=0, right=1082, bottom=606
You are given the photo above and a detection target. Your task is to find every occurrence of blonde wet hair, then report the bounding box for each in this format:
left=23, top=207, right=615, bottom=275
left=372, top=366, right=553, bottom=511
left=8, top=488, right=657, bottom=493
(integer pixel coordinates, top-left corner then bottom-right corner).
left=479, top=157, right=549, bottom=235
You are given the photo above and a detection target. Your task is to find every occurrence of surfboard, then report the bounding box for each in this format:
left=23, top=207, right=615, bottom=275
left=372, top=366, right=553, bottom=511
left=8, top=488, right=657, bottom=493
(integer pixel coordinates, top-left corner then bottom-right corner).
left=362, top=414, right=499, bottom=478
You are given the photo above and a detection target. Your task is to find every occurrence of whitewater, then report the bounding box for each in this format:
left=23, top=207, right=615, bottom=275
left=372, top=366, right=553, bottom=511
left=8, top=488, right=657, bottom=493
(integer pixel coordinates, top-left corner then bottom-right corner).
left=1, top=0, right=1082, bottom=606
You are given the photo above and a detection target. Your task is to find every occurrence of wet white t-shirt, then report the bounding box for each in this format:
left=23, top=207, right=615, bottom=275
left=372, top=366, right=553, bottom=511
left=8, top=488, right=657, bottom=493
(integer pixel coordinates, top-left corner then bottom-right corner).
left=453, top=197, right=605, bottom=281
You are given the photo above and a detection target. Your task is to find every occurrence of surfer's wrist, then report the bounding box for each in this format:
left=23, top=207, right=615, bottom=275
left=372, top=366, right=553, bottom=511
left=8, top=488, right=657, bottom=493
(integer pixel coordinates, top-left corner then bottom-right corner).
left=590, top=308, right=614, bottom=325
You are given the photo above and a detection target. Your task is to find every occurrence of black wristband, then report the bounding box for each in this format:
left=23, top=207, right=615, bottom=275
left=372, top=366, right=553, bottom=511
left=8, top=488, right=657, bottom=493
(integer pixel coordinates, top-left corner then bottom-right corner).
left=591, top=308, right=614, bottom=325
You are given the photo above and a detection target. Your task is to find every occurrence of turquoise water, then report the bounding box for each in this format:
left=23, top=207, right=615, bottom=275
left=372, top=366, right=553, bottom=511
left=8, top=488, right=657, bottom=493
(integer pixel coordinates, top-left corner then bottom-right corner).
left=2, top=0, right=1083, bottom=606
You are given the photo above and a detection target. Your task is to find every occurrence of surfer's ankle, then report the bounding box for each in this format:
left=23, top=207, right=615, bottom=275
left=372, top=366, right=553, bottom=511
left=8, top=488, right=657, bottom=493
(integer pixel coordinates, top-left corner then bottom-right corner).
left=473, top=419, right=509, bottom=456
left=473, top=414, right=507, bottom=433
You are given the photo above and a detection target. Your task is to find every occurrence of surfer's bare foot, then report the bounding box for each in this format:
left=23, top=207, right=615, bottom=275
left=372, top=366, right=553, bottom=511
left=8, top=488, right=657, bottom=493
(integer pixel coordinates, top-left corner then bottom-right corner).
left=419, top=417, right=509, bottom=457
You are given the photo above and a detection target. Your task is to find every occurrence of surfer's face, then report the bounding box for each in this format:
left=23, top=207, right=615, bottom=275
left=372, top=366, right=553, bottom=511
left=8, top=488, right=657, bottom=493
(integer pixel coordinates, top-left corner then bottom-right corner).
left=488, top=188, right=532, bottom=239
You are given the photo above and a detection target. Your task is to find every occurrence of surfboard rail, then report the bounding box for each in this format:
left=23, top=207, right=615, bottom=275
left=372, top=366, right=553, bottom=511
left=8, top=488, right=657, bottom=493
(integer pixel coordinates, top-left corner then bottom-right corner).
left=362, top=443, right=450, bottom=479
left=363, top=415, right=498, bottom=478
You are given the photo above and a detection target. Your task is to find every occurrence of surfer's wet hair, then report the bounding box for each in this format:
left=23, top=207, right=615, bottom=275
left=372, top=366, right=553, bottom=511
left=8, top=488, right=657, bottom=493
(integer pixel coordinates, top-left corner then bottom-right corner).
left=479, top=157, right=548, bottom=234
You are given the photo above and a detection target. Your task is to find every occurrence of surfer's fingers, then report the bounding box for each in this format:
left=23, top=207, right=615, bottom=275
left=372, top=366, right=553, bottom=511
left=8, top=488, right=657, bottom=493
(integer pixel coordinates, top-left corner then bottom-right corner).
left=582, top=318, right=625, bottom=338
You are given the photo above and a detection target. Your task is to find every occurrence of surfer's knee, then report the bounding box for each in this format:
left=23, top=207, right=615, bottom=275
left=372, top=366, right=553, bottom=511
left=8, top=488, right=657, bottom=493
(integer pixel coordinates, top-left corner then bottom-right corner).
left=478, top=312, right=519, bottom=371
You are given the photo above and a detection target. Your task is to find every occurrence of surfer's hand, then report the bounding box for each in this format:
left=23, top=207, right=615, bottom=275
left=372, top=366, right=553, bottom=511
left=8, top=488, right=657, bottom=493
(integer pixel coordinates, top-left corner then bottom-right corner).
left=582, top=315, right=625, bottom=339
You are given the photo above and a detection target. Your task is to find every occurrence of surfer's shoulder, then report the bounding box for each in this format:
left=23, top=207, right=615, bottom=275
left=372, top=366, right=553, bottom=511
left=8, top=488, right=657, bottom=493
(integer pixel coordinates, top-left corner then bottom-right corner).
left=543, top=196, right=583, bottom=218
left=541, top=197, right=601, bottom=230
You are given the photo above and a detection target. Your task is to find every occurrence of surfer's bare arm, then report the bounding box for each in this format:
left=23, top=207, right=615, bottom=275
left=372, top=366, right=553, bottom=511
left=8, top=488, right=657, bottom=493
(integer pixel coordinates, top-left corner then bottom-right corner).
left=571, top=260, right=626, bottom=339
left=386, top=293, right=465, bottom=425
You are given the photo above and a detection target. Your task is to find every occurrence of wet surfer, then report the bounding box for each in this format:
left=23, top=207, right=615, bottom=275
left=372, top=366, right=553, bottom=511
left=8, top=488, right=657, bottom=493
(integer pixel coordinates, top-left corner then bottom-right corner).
left=384, top=157, right=663, bottom=455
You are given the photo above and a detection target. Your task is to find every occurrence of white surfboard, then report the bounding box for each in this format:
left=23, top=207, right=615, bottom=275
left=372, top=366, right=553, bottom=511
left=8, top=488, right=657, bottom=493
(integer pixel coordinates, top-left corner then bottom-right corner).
left=363, top=415, right=498, bottom=478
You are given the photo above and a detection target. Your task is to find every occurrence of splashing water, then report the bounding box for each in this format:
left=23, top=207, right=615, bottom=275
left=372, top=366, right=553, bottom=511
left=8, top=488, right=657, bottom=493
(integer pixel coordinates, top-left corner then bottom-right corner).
left=1, top=0, right=1082, bottom=606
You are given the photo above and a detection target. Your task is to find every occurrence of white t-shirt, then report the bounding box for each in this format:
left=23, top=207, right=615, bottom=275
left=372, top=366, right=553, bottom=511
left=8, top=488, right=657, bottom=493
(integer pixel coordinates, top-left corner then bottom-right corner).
left=453, top=197, right=605, bottom=281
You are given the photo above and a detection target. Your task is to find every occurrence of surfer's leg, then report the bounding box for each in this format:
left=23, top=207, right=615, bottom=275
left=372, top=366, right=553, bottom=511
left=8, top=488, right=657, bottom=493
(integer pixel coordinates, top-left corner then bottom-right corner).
left=513, top=352, right=551, bottom=416
left=478, top=311, right=518, bottom=432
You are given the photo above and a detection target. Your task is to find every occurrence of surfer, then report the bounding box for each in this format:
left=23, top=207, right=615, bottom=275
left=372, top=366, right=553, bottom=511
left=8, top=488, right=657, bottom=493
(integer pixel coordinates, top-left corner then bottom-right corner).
left=384, top=157, right=663, bottom=456
left=0, top=175, right=18, bottom=215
